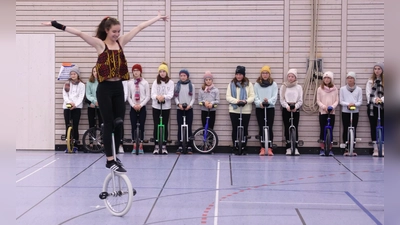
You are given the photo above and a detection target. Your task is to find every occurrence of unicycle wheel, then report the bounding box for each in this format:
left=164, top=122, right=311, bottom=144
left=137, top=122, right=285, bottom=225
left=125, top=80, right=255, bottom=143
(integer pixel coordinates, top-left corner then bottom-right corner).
left=102, top=173, right=134, bottom=216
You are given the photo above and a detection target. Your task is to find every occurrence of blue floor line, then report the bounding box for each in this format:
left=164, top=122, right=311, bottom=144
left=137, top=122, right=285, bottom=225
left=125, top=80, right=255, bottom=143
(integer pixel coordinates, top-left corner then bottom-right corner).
left=345, top=191, right=382, bottom=225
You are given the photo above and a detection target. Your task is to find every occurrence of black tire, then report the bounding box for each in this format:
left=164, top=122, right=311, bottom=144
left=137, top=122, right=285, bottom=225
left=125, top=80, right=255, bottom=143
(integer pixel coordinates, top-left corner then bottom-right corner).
left=349, top=129, right=354, bottom=156
left=182, top=128, right=188, bottom=154
left=158, top=126, right=164, bottom=152
left=377, top=129, right=383, bottom=157
left=263, top=127, right=269, bottom=148
left=237, top=128, right=243, bottom=155
left=82, top=127, right=104, bottom=153
left=192, top=128, right=218, bottom=154
left=102, top=173, right=134, bottom=216
left=324, top=129, right=331, bottom=156
left=135, top=127, right=140, bottom=155
left=290, top=128, right=296, bottom=156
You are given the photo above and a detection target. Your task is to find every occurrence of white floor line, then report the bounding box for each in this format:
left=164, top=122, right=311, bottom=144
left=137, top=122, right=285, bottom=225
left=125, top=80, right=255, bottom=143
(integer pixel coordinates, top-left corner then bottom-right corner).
left=220, top=200, right=384, bottom=207
left=16, top=158, right=58, bottom=183
left=214, top=160, right=221, bottom=225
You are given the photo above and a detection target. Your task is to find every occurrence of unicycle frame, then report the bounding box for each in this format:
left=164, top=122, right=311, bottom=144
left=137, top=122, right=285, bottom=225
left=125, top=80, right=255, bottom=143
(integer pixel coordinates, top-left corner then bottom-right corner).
left=375, top=79, right=384, bottom=157
left=134, top=110, right=141, bottom=155
left=179, top=103, right=189, bottom=153
left=61, top=104, right=76, bottom=153
left=288, top=104, right=297, bottom=156
left=191, top=103, right=218, bottom=154
left=235, top=101, right=247, bottom=155
left=322, top=106, right=334, bottom=156
left=347, top=106, right=356, bottom=156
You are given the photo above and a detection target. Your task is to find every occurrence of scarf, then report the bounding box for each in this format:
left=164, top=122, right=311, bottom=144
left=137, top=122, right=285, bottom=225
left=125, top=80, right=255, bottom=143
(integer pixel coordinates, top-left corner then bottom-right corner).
left=174, top=79, right=193, bottom=97
left=346, top=84, right=356, bottom=93
left=259, top=79, right=272, bottom=88
left=280, top=81, right=297, bottom=99
left=134, top=78, right=141, bottom=101
left=64, top=78, right=80, bottom=92
left=204, top=84, right=214, bottom=93
left=230, top=81, right=248, bottom=109
left=323, top=85, right=337, bottom=93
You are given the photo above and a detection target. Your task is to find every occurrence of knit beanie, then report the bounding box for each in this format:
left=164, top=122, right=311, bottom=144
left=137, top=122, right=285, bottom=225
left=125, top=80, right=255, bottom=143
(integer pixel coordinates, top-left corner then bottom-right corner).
left=179, top=69, right=190, bottom=78
left=235, top=65, right=246, bottom=76
left=132, top=64, right=142, bottom=73
left=260, top=65, right=271, bottom=74
left=204, top=71, right=213, bottom=80
left=374, top=62, right=384, bottom=72
left=158, top=62, right=169, bottom=74
left=323, top=71, right=334, bottom=80
left=346, top=71, right=356, bottom=80
left=70, top=65, right=80, bottom=77
left=287, top=68, right=298, bottom=78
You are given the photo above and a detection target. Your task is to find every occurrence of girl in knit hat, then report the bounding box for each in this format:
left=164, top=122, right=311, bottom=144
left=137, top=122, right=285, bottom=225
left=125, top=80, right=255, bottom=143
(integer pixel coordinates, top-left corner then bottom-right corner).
left=280, top=69, right=303, bottom=155
left=366, top=62, right=384, bottom=156
left=174, top=69, right=195, bottom=154
left=128, top=64, right=150, bottom=154
left=340, top=72, right=362, bottom=156
left=62, top=65, right=85, bottom=153
left=226, top=65, right=255, bottom=155
left=198, top=71, right=220, bottom=130
left=316, top=71, right=338, bottom=156
left=86, top=66, right=103, bottom=147
left=43, top=12, right=169, bottom=172
left=254, top=65, right=278, bottom=156
left=151, top=62, right=174, bottom=154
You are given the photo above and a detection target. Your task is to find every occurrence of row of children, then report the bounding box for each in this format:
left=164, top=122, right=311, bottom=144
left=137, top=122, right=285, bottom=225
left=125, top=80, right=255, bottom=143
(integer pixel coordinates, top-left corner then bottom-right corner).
left=62, top=61, right=384, bottom=157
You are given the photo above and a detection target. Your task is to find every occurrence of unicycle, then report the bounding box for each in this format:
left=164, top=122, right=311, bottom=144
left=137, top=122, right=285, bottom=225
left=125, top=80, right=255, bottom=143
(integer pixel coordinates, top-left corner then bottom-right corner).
left=82, top=106, right=104, bottom=153
left=192, top=103, right=218, bottom=154
left=60, top=103, right=78, bottom=153
left=99, top=117, right=136, bottom=217
left=320, top=106, right=337, bottom=156
left=176, top=103, right=190, bottom=154
left=234, top=101, right=250, bottom=155
left=255, top=102, right=277, bottom=153
left=150, top=101, right=169, bottom=154
left=345, top=106, right=357, bottom=156
left=132, top=109, right=148, bottom=155
left=287, top=104, right=303, bottom=156
left=375, top=79, right=384, bottom=157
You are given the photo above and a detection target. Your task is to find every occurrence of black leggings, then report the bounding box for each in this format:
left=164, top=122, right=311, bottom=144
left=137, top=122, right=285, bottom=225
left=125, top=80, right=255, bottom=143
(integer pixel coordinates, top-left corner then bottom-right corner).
left=282, top=108, right=300, bottom=148
left=96, top=80, right=125, bottom=157
left=130, top=106, right=147, bottom=141
left=319, top=113, right=336, bottom=141
left=256, top=107, right=275, bottom=148
left=201, top=110, right=216, bottom=130
left=88, top=107, right=103, bottom=128
left=229, top=112, right=251, bottom=147
left=64, top=108, right=81, bottom=145
left=367, top=106, right=384, bottom=141
left=152, top=108, right=170, bottom=145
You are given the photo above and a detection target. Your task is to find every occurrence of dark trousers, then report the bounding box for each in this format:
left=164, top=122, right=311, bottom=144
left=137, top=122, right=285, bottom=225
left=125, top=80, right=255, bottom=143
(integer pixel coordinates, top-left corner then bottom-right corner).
left=319, top=113, right=336, bottom=141
left=201, top=110, right=216, bottom=130
left=64, top=108, right=81, bottom=145
left=96, top=80, right=125, bottom=157
left=88, top=107, right=103, bottom=128
left=256, top=108, right=275, bottom=148
left=341, top=112, right=359, bottom=143
left=282, top=108, right=300, bottom=148
left=177, top=108, right=193, bottom=146
left=229, top=113, right=251, bottom=147
left=152, top=108, right=170, bottom=145
left=130, top=106, right=147, bottom=141
left=367, top=106, right=384, bottom=141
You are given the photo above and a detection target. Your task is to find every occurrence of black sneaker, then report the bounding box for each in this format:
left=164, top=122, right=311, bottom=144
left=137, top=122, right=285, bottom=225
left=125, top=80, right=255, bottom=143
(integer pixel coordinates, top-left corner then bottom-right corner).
left=106, top=160, right=127, bottom=173
left=187, top=147, right=193, bottom=154
left=176, top=146, right=182, bottom=154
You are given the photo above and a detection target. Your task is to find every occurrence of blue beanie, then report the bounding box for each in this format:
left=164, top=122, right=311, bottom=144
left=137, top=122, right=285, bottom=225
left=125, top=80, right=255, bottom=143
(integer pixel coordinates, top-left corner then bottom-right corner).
left=179, top=69, right=190, bottom=77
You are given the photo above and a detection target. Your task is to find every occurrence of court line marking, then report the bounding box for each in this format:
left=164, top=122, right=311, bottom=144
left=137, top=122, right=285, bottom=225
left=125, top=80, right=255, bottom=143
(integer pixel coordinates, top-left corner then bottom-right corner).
left=295, top=208, right=306, bottom=225
left=219, top=200, right=384, bottom=207
left=345, top=191, right=383, bottom=225
left=214, top=160, right=220, bottom=225
left=16, top=158, right=59, bottom=183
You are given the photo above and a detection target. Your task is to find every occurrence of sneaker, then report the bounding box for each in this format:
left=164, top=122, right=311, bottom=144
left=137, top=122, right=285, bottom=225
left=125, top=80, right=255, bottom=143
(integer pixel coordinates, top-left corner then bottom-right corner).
left=153, top=145, right=160, bottom=155
left=319, top=149, right=325, bottom=156
left=116, top=157, right=124, bottom=167
left=295, top=148, right=300, bottom=155
left=139, top=149, right=144, bottom=154
left=131, top=149, right=136, bottom=154
left=259, top=148, right=266, bottom=156
left=106, top=160, right=127, bottom=173
left=267, top=148, right=274, bottom=156
left=162, top=145, right=168, bottom=154
left=187, top=147, right=193, bottom=154
left=241, top=147, right=248, bottom=155
left=343, top=149, right=349, bottom=156
left=176, top=146, right=183, bottom=154
left=118, top=145, right=124, bottom=154
left=73, top=147, right=78, bottom=153
left=286, top=148, right=291, bottom=155
left=329, top=151, right=334, bottom=156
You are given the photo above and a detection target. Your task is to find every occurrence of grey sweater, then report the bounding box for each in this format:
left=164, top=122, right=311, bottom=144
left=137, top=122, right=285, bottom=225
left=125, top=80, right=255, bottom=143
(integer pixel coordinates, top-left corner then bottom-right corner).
left=198, top=86, right=220, bottom=111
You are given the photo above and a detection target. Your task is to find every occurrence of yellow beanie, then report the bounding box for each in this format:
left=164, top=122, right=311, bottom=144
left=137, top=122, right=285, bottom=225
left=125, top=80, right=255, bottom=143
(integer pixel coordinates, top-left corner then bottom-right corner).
left=158, top=62, right=169, bottom=74
left=260, top=65, right=271, bottom=74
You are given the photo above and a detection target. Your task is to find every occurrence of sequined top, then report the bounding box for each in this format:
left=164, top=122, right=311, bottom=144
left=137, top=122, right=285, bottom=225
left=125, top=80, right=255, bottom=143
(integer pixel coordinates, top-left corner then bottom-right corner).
left=96, top=40, right=129, bottom=82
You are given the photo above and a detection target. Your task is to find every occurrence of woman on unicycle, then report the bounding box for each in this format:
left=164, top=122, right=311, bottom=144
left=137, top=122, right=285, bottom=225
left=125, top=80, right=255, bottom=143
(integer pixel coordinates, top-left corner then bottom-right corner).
left=174, top=69, right=195, bottom=154
left=128, top=64, right=150, bottom=154
left=340, top=72, right=362, bottom=156
left=366, top=62, right=384, bottom=156
left=254, top=65, right=278, bottom=156
left=280, top=69, right=303, bottom=156
left=226, top=65, right=255, bottom=155
left=316, top=71, right=338, bottom=156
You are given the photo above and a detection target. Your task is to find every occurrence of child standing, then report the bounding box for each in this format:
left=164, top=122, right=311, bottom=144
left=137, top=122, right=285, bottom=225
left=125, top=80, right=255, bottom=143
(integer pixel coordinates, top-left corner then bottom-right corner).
left=340, top=72, right=362, bottom=156
left=62, top=65, right=85, bottom=152
left=280, top=69, right=303, bottom=155
left=198, top=71, right=219, bottom=130
left=226, top=65, right=255, bottom=155
left=151, top=62, right=174, bottom=154
left=174, top=69, right=195, bottom=154
left=316, top=71, right=338, bottom=156
left=86, top=66, right=103, bottom=131
left=254, top=65, right=278, bottom=156
left=128, top=64, right=150, bottom=154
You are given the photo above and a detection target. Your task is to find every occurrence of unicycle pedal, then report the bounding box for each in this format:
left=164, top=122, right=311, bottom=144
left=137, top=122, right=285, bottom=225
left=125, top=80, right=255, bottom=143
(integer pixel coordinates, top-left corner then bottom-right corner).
left=99, top=191, right=108, bottom=200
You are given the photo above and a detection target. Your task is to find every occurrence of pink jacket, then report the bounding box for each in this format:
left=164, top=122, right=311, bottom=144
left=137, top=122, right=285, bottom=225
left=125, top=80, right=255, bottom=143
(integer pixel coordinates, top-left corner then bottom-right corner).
left=317, top=86, right=339, bottom=114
